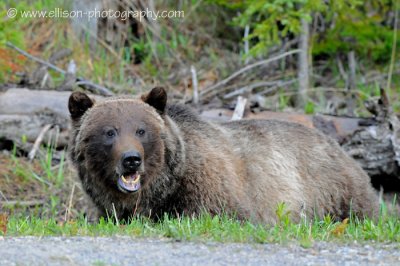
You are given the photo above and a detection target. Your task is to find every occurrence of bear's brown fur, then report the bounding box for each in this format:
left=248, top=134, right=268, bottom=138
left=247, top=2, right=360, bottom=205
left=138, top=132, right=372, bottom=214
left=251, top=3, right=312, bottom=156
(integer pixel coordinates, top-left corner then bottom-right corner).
left=68, top=87, right=379, bottom=223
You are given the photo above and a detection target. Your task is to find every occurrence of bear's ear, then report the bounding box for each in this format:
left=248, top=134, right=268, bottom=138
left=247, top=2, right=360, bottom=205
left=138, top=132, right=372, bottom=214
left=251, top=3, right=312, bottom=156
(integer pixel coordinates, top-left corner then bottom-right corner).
left=141, top=87, right=167, bottom=115
left=68, top=92, right=94, bottom=120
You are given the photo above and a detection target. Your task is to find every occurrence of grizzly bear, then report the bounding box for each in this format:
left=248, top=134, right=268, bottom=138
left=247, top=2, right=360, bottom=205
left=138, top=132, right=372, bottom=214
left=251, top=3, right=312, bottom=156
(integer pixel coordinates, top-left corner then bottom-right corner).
left=68, top=87, right=379, bottom=223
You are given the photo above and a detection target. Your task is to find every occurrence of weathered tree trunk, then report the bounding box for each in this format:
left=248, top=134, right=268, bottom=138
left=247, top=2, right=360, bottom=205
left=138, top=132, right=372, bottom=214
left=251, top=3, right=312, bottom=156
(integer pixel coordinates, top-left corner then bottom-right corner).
left=346, top=50, right=356, bottom=116
left=71, top=0, right=102, bottom=48
left=297, top=17, right=310, bottom=108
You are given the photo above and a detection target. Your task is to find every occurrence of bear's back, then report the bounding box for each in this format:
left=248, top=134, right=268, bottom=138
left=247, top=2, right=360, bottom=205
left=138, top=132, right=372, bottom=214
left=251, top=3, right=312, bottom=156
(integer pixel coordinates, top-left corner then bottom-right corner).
left=164, top=103, right=378, bottom=222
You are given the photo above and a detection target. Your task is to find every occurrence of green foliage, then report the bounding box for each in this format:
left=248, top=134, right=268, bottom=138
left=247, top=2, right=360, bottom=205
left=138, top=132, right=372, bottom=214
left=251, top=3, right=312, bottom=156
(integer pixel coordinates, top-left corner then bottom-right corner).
left=215, top=0, right=399, bottom=63
left=2, top=143, right=68, bottom=218
left=1, top=0, right=68, bottom=45
left=278, top=91, right=291, bottom=110
left=313, top=0, right=399, bottom=62
left=304, top=101, right=315, bottom=114
left=0, top=2, right=25, bottom=48
left=234, top=0, right=325, bottom=55
left=0, top=0, right=71, bottom=83
left=275, top=202, right=291, bottom=227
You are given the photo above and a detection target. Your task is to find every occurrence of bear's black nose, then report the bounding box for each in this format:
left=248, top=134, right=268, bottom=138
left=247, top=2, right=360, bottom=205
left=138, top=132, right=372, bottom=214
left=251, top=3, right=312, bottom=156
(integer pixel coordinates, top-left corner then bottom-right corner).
left=121, top=151, right=142, bottom=171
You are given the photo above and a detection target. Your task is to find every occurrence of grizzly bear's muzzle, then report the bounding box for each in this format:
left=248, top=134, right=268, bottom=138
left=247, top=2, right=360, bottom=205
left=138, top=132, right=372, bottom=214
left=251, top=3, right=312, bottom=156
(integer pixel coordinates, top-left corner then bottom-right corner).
left=117, top=150, right=143, bottom=193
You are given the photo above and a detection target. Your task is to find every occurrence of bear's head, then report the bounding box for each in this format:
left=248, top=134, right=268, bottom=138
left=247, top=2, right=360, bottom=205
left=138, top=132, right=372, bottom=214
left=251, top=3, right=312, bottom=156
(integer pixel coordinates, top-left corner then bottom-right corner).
left=68, top=87, right=167, bottom=195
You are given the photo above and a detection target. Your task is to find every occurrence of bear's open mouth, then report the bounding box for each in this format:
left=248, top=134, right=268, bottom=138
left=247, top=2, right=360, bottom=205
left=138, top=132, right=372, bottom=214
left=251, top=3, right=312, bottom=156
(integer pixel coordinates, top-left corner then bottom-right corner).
left=117, top=172, right=141, bottom=193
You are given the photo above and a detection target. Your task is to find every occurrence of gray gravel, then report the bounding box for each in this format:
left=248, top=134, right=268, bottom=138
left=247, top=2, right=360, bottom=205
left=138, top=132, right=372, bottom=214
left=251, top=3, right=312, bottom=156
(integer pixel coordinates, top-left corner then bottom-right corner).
left=0, top=237, right=399, bottom=266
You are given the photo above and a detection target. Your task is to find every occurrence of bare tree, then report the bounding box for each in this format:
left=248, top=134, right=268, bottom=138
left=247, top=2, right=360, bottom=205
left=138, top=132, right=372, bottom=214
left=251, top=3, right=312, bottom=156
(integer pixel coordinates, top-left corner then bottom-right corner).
left=297, top=18, right=310, bottom=108
left=346, top=50, right=356, bottom=116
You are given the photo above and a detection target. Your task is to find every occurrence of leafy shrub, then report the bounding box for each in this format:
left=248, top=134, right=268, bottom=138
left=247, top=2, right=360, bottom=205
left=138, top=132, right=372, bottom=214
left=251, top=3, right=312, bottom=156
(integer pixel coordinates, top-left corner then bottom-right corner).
left=214, top=0, right=399, bottom=63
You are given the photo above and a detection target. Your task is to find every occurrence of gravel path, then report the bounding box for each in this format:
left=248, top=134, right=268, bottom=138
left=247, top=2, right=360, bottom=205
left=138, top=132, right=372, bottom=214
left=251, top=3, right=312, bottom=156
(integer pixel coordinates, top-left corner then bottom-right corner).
left=0, top=237, right=399, bottom=266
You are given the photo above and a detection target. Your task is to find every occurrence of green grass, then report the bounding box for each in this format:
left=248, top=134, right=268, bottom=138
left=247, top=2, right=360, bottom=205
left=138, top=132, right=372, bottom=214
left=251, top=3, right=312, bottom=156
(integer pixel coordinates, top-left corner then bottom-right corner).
left=4, top=206, right=400, bottom=246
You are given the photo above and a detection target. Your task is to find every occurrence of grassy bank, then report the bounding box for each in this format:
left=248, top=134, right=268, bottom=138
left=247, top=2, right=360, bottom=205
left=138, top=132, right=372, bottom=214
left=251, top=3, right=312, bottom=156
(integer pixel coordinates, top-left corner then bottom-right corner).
left=3, top=203, right=400, bottom=246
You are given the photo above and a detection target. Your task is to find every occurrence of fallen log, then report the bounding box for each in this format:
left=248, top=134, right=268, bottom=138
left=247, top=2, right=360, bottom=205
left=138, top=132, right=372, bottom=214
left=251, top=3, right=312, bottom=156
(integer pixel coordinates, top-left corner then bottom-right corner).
left=342, top=89, right=400, bottom=190
left=201, top=89, right=400, bottom=189
left=201, top=108, right=362, bottom=142
left=0, top=88, right=102, bottom=151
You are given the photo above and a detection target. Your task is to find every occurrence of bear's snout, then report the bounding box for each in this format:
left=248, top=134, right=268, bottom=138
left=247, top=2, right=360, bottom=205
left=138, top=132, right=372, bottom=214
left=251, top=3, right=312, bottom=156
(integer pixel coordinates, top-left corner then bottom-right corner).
left=121, top=151, right=142, bottom=172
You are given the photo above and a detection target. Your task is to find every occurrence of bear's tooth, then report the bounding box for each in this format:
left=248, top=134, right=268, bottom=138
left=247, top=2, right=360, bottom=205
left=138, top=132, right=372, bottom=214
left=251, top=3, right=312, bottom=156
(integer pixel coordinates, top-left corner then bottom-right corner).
left=131, top=175, right=140, bottom=185
left=121, top=175, right=127, bottom=183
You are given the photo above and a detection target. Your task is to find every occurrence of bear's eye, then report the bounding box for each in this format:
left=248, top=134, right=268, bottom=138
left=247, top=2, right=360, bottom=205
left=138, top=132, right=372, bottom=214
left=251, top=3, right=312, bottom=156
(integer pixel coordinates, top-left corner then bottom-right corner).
left=136, top=129, right=145, bottom=136
left=106, top=129, right=116, bottom=138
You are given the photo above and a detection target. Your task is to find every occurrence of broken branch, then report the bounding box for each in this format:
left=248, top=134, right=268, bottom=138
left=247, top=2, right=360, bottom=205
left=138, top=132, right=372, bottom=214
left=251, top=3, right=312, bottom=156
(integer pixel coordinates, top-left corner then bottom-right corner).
left=6, top=42, right=114, bottom=96
left=190, top=65, right=199, bottom=106
left=231, top=96, right=247, bottom=121
left=28, top=124, right=53, bottom=161
left=200, top=49, right=301, bottom=99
